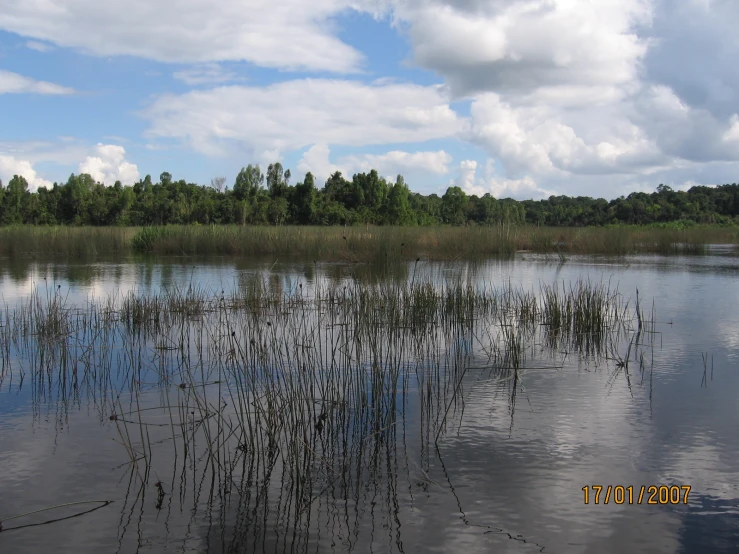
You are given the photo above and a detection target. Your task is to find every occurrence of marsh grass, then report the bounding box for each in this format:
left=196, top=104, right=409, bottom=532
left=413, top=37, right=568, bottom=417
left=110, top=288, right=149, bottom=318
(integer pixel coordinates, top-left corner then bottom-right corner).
left=0, top=226, right=134, bottom=259
left=0, top=276, right=657, bottom=550
left=130, top=225, right=733, bottom=258
left=1, top=224, right=736, bottom=261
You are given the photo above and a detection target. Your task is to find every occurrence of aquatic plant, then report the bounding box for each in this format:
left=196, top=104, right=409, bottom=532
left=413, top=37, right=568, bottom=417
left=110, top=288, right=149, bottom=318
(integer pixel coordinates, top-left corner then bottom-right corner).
left=0, top=224, right=735, bottom=260
left=0, top=276, right=655, bottom=551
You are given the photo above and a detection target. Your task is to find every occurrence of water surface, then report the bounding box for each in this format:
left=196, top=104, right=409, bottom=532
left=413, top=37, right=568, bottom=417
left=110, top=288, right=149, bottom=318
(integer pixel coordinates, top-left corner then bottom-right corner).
left=1, top=253, right=738, bottom=554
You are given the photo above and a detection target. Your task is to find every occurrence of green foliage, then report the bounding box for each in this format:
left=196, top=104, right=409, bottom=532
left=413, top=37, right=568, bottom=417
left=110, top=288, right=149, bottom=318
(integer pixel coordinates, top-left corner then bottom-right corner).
left=386, top=176, right=414, bottom=225
left=233, top=165, right=264, bottom=201
left=292, top=172, right=317, bottom=224
left=1, top=166, right=739, bottom=229
left=0, top=175, right=29, bottom=224
left=441, top=186, right=468, bottom=225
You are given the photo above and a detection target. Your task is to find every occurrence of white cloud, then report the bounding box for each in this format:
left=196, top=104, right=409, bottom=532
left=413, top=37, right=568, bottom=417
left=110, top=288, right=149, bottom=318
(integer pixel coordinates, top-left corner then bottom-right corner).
left=486, top=175, right=552, bottom=200
left=297, top=144, right=343, bottom=185
left=374, top=0, right=739, bottom=194
left=0, top=155, right=53, bottom=191
left=455, top=158, right=554, bottom=200
left=389, top=0, right=652, bottom=98
left=296, top=144, right=452, bottom=186
left=419, top=0, right=739, bottom=193
left=341, top=149, right=452, bottom=176
left=173, top=63, right=242, bottom=86
left=25, top=40, right=53, bottom=52
left=0, top=70, right=74, bottom=95
left=454, top=159, right=478, bottom=190
left=142, top=79, right=463, bottom=159
left=4, top=0, right=739, bottom=199
left=629, top=84, right=739, bottom=164
left=465, top=93, right=665, bottom=179
left=78, top=144, right=139, bottom=185
left=138, top=71, right=739, bottom=198
left=0, top=0, right=372, bottom=72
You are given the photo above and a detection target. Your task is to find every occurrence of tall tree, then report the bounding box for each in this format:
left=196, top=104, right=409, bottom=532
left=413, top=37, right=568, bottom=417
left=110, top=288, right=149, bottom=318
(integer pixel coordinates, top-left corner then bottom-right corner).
left=441, top=186, right=468, bottom=225
left=0, top=175, right=29, bottom=224
left=386, top=175, right=413, bottom=225
left=293, top=172, right=317, bottom=224
left=266, top=163, right=290, bottom=199
left=233, top=165, right=264, bottom=201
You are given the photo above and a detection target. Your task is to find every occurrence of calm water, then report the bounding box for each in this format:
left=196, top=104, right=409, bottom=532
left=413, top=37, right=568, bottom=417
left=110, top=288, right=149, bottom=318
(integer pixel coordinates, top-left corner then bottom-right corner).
left=1, top=253, right=738, bottom=554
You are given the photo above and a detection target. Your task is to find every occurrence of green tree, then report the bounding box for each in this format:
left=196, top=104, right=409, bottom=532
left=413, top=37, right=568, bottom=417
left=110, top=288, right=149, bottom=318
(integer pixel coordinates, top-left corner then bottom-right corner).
left=267, top=197, right=289, bottom=225
left=160, top=172, right=173, bottom=186
left=266, top=163, right=289, bottom=199
left=292, top=172, right=317, bottom=224
left=0, top=175, right=29, bottom=224
left=441, top=186, right=468, bottom=225
left=233, top=165, right=264, bottom=201
left=385, top=175, right=414, bottom=225
left=323, top=171, right=350, bottom=206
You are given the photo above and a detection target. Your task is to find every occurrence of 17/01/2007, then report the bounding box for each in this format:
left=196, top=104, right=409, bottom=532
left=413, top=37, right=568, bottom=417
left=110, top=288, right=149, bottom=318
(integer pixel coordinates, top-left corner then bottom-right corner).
left=582, top=485, right=691, bottom=505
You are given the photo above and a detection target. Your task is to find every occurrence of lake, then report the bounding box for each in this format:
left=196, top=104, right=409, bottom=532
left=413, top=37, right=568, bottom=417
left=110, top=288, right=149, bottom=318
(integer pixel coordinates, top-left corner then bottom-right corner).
left=1, top=253, right=738, bottom=554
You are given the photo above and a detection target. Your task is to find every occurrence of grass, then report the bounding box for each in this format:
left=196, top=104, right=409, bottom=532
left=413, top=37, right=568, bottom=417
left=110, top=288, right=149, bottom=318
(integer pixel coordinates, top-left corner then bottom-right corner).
left=0, top=276, right=657, bottom=549
left=0, top=224, right=738, bottom=261
left=0, top=226, right=134, bottom=258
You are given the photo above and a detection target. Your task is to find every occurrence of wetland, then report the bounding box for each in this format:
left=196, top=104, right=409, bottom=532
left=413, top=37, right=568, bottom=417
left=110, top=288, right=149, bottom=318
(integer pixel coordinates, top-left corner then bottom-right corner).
left=0, top=249, right=738, bottom=553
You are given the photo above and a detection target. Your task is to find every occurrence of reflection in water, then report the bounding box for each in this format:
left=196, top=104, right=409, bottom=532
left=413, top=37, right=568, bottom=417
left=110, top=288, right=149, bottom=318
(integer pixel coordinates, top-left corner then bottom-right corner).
left=1, top=255, right=738, bottom=553
left=0, top=277, right=635, bottom=553
left=678, top=495, right=739, bottom=554
left=1, top=501, right=115, bottom=534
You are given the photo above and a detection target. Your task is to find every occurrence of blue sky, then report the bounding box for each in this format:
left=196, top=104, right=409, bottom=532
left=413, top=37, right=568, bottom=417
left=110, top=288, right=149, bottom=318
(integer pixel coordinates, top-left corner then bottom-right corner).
left=1, top=0, right=739, bottom=199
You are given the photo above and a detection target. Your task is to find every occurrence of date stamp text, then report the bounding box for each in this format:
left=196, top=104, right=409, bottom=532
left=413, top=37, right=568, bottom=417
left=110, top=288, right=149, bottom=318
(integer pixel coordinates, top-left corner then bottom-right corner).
left=582, top=485, right=691, bottom=505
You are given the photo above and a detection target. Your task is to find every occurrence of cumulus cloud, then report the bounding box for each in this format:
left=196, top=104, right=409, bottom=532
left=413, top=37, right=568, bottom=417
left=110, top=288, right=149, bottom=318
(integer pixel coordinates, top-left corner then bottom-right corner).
left=486, top=175, right=553, bottom=200
left=142, top=79, right=463, bottom=158
left=389, top=0, right=652, bottom=98
left=455, top=159, right=554, bottom=200
left=0, top=155, right=53, bottom=191
left=0, top=70, right=74, bottom=95
left=4, top=0, right=739, bottom=199
left=380, top=0, right=739, bottom=194
left=454, top=159, right=478, bottom=190
left=341, top=149, right=452, bottom=176
left=628, top=84, right=739, bottom=164
left=78, top=144, right=139, bottom=185
left=0, top=0, right=371, bottom=72
left=297, top=144, right=343, bottom=185
left=297, top=144, right=452, bottom=186
left=465, top=93, right=666, bottom=179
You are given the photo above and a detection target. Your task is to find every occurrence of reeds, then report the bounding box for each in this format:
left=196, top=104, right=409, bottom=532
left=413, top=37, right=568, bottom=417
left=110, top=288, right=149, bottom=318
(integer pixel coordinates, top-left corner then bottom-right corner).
left=0, top=224, right=736, bottom=261
left=0, top=226, right=134, bottom=259
left=128, top=225, right=732, bottom=258
left=0, top=276, right=655, bottom=550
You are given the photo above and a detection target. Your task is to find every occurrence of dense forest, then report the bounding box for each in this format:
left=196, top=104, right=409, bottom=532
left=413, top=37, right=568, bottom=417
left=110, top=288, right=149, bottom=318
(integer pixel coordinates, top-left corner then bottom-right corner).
left=1, top=163, right=738, bottom=227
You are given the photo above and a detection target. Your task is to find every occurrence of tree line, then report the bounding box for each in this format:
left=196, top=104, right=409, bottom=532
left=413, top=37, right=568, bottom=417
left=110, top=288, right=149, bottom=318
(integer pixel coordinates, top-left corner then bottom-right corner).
left=0, top=163, right=738, bottom=226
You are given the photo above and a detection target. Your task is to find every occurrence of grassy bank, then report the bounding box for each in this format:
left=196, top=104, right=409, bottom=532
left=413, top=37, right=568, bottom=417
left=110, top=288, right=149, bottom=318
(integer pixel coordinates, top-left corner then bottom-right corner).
left=1, top=224, right=738, bottom=260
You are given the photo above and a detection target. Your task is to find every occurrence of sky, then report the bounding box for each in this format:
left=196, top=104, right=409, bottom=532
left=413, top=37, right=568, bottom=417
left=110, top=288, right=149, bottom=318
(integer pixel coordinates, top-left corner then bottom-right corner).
left=0, top=0, right=738, bottom=200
